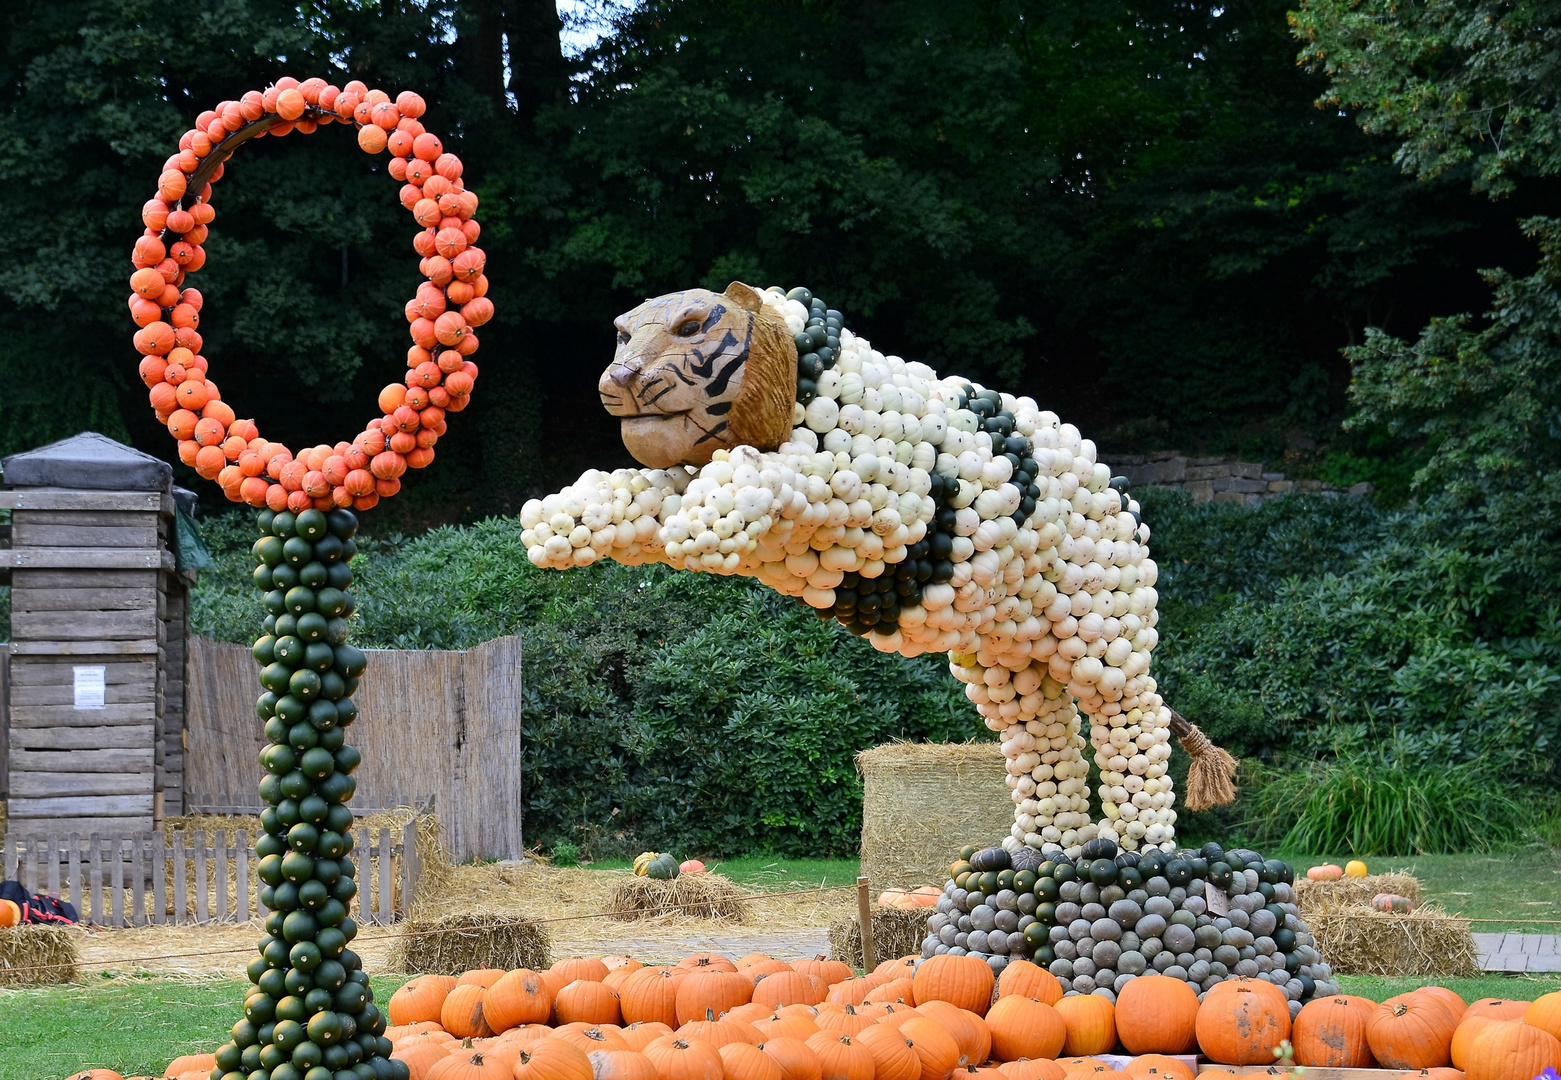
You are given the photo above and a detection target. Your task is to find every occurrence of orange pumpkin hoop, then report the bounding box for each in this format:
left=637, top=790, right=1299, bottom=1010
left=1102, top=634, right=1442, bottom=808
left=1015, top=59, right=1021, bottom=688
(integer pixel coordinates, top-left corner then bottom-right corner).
left=130, top=77, right=490, bottom=512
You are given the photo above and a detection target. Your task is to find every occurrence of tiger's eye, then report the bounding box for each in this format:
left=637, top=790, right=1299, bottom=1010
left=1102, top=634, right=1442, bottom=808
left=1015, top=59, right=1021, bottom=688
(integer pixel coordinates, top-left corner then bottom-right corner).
left=676, top=320, right=699, bottom=336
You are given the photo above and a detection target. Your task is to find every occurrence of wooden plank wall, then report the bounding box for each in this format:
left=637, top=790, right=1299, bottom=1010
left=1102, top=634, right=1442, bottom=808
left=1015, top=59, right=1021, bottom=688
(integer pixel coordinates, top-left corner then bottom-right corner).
left=2, top=823, right=419, bottom=927
left=186, top=635, right=524, bottom=861
left=3, top=489, right=184, bottom=839
left=162, top=585, right=187, bottom=816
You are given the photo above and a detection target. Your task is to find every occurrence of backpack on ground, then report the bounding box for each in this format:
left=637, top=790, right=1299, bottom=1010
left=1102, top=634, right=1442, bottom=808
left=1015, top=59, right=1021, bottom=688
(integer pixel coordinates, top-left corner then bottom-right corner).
left=0, top=878, right=80, bottom=925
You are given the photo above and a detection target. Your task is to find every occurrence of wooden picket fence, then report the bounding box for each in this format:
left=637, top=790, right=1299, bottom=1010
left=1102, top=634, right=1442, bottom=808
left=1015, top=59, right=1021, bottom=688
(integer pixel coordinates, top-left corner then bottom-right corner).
left=1, top=823, right=420, bottom=927
left=183, top=792, right=431, bottom=817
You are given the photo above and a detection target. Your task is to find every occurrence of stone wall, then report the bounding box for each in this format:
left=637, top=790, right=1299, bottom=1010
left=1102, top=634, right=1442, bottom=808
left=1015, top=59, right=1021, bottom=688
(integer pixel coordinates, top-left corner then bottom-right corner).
left=1108, top=451, right=1372, bottom=506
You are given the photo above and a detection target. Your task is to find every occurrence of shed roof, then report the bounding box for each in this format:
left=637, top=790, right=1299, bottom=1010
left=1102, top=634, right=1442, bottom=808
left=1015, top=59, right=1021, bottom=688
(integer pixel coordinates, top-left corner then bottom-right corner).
left=2, top=431, right=173, bottom=495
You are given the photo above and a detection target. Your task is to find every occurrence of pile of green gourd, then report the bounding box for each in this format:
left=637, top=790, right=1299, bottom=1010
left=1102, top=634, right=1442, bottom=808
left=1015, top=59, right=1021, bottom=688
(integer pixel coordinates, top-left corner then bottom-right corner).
left=206, top=506, right=410, bottom=1080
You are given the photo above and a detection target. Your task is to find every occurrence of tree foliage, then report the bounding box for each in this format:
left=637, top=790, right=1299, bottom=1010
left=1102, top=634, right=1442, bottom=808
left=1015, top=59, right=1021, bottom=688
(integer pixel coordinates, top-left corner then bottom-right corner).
left=1294, top=0, right=1561, bottom=196
left=0, top=0, right=1531, bottom=515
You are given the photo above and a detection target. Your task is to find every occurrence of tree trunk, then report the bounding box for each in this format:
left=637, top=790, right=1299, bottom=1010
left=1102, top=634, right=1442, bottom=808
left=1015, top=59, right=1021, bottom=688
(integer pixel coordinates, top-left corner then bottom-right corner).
left=506, top=0, right=566, bottom=122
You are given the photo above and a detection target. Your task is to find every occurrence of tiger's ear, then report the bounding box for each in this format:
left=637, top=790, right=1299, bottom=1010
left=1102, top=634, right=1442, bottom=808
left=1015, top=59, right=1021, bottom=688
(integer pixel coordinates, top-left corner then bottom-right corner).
left=723, top=281, right=764, bottom=312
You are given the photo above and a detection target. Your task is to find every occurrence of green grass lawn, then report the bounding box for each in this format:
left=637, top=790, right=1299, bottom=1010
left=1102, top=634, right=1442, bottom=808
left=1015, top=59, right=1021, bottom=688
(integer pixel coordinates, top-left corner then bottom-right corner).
left=1284, top=848, right=1561, bottom=932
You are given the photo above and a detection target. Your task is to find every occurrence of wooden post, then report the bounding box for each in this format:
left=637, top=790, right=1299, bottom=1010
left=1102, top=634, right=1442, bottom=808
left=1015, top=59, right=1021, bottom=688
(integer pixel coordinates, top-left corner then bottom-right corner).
left=152, top=833, right=166, bottom=925
left=378, top=828, right=392, bottom=926
left=88, top=834, right=103, bottom=924
left=215, top=829, right=228, bottom=922
left=172, top=830, right=187, bottom=924
left=194, top=829, right=208, bottom=923
left=67, top=835, right=81, bottom=915
left=856, top=875, right=876, bottom=973
left=236, top=829, right=250, bottom=922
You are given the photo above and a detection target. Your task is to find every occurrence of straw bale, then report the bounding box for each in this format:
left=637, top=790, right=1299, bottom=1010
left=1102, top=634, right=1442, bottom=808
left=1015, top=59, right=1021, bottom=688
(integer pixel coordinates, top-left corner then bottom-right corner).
left=0, top=924, right=79, bottom=985
left=1308, top=905, right=1478, bottom=977
left=827, top=908, right=930, bottom=969
left=1293, top=872, right=1422, bottom=916
left=857, top=741, right=1010, bottom=891
left=605, top=873, right=748, bottom=922
left=387, top=913, right=551, bottom=975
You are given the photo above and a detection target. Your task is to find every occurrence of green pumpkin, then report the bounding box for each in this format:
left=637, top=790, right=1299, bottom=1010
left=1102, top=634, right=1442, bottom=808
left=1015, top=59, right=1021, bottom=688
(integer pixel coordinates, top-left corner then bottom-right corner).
left=645, top=853, right=681, bottom=880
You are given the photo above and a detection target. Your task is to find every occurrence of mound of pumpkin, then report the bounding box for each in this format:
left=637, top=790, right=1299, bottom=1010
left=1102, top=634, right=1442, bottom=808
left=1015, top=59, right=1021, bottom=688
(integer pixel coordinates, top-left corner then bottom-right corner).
left=386, top=953, right=1561, bottom=1080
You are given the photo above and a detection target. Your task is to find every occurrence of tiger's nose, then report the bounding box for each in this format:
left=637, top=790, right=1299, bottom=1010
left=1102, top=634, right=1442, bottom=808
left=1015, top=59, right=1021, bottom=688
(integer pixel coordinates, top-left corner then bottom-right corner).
left=607, top=361, right=641, bottom=387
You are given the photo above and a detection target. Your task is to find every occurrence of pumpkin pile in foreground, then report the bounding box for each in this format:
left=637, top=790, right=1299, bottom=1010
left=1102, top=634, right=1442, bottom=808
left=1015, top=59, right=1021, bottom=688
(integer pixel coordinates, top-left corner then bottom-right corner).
left=934, top=839, right=1335, bottom=1008
left=65, top=953, right=1561, bottom=1079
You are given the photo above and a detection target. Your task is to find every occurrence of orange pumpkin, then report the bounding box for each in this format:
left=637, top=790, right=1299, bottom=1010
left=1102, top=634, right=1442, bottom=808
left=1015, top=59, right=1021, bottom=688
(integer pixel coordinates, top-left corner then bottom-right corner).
left=676, top=968, right=755, bottom=1024
left=442, top=984, right=494, bottom=1039
left=1394, top=1070, right=1466, bottom=1080
left=1374, top=894, right=1417, bottom=913
left=953, top=1067, right=1004, bottom=1080
left=982, top=995, right=1065, bottom=1061
left=1417, top=987, right=1468, bottom=1020
left=864, top=979, right=916, bottom=1006
left=875, top=958, right=920, bottom=981
left=911, top=955, right=994, bottom=1017
left=738, top=954, right=778, bottom=970
left=1114, top=974, right=1198, bottom=1055
left=746, top=960, right=798, bottom=980
left=996, top=1062, right=1066, bottom=1080
left=994, top=961, right=1062, bottom=1006
left=814, top=1005, right=875, bottom=1038
left=755, top=1014, right=821, bottom=1042
left=720, top=1042, right=787, bottom=1080
left=642, top=1035, right=725, bottom=1080
left=458, top=969, right=507, bottom=988
left=867, top=1003, right=924, bottom=1029
left=1451, top=1017, right=1496, bottom=1070
left=678, top=954, right=739, bottom=973
left=1293, top=995, right=1377, bottom=1067
left=760, top=1038, right=824, bottom=1080
left=912, top=1000, right=989, bottom=1066
left=391, top=974, right=460, bottom=1025
left=622, top=1022, right=677, bottom=1052
left=753, top=972, right=825, bottom=1010
left=64, top=1072, right=124, bottom=1080
left=427, top=1048, right=508, bottom=1079
left=512, top=1040, right=594, bottom=1080
left=897, top=1018, right=961, bottom=1080
left=394, top=1039, right=451, bottom=1080
left=622, top=968, right=691, bottom=1027
left=557, top=979, right=624, bottom=1026
left=1196, top=983, right=1290, bottom=1065
left=855, top=1022, right=923, bottom=1080
left=827, top=979, right=877, bottom=1008
left=729, top=1003, right=782, bottom=1024
left=678, top=1008, right=765, bottom=1048
left=606, top=955, right=645, bottom=974
left=1053, top=995, right=1116, bottom=1057
left=1467, top=999, right=1530, bottom=1023
left=486, top=969, right=554, bottom=1032
left=1120, top=1056, right=1193, bottom=1080
left=589, top=1050, right=661, bottom=1080
left=1524, top=992, right=1561, bottom=1042
left=805, top=1032, right=876, bottom=1080
left=1465, top=1020, right=1561, bottom=1080
left=793, top=960, right=855, bottom=989
left=1368, top=995, right=1459, bottom=1069
left=164, top=1055, right=218, bottom=1077
left=555, top=1025, right=632, bottom=1055
left=1307, top=864, right=1344, bottom=880
left=554, top=957, right=612, bottom=984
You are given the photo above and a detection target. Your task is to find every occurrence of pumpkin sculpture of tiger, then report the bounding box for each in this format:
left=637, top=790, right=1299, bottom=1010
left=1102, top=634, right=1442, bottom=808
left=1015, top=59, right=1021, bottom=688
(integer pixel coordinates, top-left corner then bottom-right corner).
left=523, top=280, right=1234, bottom=861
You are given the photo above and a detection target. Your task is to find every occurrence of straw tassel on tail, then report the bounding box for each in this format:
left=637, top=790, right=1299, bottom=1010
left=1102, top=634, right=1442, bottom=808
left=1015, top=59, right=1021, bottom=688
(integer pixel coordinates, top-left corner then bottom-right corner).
left=1167, top=708, right=1238, bottom=811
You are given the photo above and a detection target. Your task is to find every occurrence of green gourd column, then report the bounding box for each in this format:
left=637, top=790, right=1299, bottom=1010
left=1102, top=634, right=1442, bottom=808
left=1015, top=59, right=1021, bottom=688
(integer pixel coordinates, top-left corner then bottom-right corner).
left=208, top=505, right=410, bottom=1080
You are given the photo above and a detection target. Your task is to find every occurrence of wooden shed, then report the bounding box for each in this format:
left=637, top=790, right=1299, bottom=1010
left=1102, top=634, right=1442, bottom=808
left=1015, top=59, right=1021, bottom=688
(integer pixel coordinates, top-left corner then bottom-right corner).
left=1, top=432, right=196, bottom=838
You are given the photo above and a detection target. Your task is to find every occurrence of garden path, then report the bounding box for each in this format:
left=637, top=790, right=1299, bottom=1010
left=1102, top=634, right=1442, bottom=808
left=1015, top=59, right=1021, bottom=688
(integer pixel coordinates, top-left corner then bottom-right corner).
left=1475, top=933, right=1561, bottom=972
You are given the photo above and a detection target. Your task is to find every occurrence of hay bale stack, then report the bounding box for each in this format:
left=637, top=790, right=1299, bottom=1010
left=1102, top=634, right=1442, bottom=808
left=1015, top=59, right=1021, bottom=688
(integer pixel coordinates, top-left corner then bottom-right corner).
left=1294, top=872, right=1422, bottom=916
left=605, top=873, right=747, bottom=922
left=857, top=742, right=1009, bottom=890
left=387, top=913, right=551, bottom=975
left=828, top=908, right=930, bottom=969
left=0, top=925, right=79, bottom=985
left=1309, top=906, right=1478, bottom=977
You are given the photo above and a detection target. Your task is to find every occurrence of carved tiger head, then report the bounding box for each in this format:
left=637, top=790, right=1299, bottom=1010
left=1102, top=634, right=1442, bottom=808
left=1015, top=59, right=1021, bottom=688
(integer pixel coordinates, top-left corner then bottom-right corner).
left=599, top=281, right=798, bottom=469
